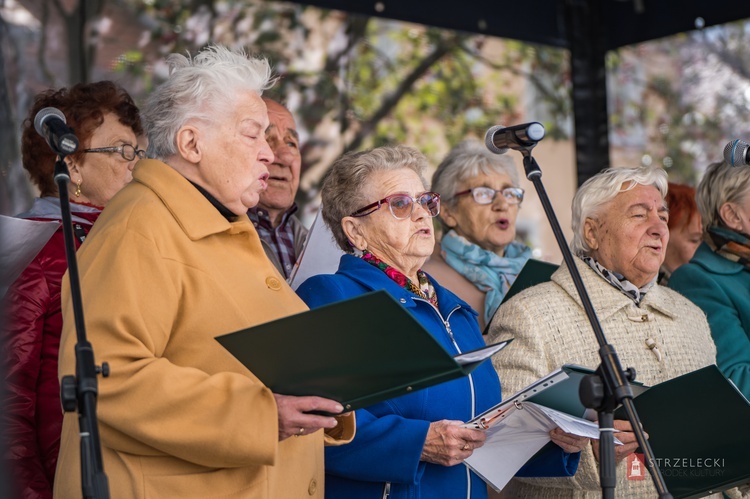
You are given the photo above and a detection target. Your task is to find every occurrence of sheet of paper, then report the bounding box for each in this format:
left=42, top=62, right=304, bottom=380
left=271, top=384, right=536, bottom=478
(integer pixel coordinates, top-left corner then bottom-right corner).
left=454, top=340, right=512, bottom=365
left=464, top=401, right=556, bottom=492
left=0, top=215, right=59, bottom=298
left=288, top=207, right=344, bottom=289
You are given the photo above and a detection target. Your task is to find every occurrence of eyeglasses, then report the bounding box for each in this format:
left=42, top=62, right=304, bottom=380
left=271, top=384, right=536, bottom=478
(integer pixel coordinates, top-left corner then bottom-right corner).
left=81, top=144, right=146, bottom=161
left=350, top=192, right=441, bottom=220
left=453, top=186, right=524, bottom=205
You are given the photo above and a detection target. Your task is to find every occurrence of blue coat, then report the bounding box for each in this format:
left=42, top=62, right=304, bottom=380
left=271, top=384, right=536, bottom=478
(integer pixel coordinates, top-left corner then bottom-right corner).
left=297, top=254, right=579, bottom=499
left=669, top=242, right=750, bottom=400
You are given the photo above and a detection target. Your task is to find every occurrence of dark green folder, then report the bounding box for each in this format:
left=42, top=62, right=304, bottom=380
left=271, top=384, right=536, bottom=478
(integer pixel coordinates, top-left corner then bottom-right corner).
left=500, top=258, right=558, bottom=305
left=528, top=364, right=750, bottom=496
left=483, top=258, right=558, bottom=335
left=216, top=290, right=512, bottom=412
left=612, top=365, right=750, bottom=498
left=527, top=364, right=646, bottom=418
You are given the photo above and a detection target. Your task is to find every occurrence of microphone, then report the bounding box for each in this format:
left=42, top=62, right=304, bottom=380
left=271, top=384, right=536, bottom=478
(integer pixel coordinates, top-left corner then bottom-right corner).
left=34, top=107, right=79, bottom=156
left=723, top=139, right=750, bottom=167
left=485, top=122, right=545, bottom=154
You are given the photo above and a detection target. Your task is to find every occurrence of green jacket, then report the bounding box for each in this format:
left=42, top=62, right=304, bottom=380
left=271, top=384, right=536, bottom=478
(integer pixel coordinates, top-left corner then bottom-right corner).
left=670, top=242, right=750, bottom=400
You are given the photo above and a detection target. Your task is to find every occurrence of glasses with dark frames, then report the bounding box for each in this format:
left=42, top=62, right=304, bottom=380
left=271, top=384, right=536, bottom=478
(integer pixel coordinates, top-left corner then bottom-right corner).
left=350, top=192, right=441, bottom=220
left=81, top=144, right=147, bottom=161
left=453, top=186, right=524, bottom=205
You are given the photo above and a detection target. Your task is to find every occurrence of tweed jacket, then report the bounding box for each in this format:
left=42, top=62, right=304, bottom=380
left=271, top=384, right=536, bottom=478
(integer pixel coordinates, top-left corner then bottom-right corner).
left=669, top=242, right=750, bottom=401
left=487, top=257, right=717, bottom=498
left=54, top=160, right=354, bottom=499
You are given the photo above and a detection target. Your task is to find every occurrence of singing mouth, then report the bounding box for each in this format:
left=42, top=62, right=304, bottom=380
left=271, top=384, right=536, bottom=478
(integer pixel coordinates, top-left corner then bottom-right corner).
left=495, top=219, right=510, bottom=230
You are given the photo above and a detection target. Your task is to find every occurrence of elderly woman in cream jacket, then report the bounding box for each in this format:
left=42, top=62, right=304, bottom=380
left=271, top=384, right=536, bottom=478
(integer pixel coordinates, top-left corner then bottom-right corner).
left=488, top=166, right=717, bottom=498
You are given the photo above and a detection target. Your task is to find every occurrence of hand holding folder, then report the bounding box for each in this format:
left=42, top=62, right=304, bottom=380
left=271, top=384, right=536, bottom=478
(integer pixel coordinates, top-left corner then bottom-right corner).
left=462, top=366, right=618, bottom=492
left=216, top=290, right=512, bottom=412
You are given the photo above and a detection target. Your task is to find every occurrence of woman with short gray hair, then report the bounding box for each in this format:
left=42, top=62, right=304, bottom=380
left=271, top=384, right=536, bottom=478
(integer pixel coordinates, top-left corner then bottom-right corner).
left=321, top=145, right=431, bottom=252
left=670, top=160, right=750, bottom=401
left=488, top=165, right=716, bottom=497
left=424, top=140, right=531, bottom=329
left=297, top=145, right=585, bottom=499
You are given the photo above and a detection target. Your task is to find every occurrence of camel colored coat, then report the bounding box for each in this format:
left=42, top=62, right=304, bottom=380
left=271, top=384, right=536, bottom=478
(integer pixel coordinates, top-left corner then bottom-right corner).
left=487, top=258, right=716, bottom=498
left=54, top=160, right=353, bottom=499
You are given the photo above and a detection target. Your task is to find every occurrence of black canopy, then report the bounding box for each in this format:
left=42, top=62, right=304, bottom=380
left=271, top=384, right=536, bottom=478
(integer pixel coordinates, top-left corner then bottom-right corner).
left=295, top=0, right=750, bottom=183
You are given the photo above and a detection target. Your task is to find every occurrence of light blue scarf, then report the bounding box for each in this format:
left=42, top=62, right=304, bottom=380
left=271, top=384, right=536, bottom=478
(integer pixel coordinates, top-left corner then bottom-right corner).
left=441, top=229, right=532, bottom=325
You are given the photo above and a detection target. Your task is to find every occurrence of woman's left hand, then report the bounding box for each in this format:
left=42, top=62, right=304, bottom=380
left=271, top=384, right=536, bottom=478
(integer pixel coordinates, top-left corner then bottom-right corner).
left=550, top=427, right=589, bottom=453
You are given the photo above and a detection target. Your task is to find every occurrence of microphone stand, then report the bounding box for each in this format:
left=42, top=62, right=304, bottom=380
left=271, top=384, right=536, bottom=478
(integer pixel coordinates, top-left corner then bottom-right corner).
left=54, top=155, right=110, bottom=499
left=516, top=146, right=671, bottom=498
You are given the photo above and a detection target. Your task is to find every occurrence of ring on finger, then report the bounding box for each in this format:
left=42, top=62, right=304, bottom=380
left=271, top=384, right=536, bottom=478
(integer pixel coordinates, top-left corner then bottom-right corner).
left=462, top=443, right=470, bottom=451
left=298, top=427, right=305, bottom=435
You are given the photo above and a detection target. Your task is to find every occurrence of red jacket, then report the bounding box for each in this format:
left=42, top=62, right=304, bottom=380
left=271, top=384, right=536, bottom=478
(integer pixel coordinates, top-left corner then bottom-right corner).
left=3, top=199, right=100, bottom=499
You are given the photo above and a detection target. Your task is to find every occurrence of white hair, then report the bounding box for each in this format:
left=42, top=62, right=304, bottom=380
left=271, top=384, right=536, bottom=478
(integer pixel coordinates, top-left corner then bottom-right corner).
left=571, top=166, right=668, bottom=256
left=143, top=45, right=275, bottom=160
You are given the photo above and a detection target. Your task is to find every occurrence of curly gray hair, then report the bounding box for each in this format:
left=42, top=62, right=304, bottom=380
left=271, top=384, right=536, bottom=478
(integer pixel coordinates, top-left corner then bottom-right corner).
left=322, top=145, right=431, bottom=252
left=571, top=166, right=668, bottom=256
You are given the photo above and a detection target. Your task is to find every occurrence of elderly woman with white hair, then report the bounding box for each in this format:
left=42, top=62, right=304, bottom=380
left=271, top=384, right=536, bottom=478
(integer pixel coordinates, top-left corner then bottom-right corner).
left=670, top=161, right=750, bottom=401
left=53, top=45, right=354, bottom=498
left=424, top=140, right=532, bottom=330
left=487, top=166, right=717, bottom=497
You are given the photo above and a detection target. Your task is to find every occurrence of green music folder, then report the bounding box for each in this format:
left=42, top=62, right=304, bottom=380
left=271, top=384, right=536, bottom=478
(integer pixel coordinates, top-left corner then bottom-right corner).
left=612, top=365, right=750, bottom=498
left=500, top=258, right=558, bottom=305
left=216, top=290, right=512, bottom=412
left=483, top=258, right=558, bottom=335
left=523, top=364, right=750, bottom=497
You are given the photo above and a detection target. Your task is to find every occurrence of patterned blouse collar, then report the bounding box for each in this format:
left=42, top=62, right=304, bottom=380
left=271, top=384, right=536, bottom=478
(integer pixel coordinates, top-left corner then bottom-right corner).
left=581, top=255, right=655, bottom=305
left=360, top=250, right=438, bottom=307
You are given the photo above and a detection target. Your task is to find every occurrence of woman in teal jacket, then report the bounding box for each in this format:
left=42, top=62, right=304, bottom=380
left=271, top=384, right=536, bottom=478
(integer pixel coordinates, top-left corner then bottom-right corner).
left=297, top=145, right=586, bottom=499
left=670, top=160, right=750, bottom=400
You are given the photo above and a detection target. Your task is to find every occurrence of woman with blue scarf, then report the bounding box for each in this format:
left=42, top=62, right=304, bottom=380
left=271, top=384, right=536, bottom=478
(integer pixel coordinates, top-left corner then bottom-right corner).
left=424, top=140, right=532, bottom=330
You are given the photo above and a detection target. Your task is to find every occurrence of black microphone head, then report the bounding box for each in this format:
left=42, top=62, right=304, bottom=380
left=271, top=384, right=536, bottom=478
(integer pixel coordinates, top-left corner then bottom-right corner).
left=34, top=107, right=67, bottom=136
left=723, top=139, right=750, bottom=167
left=485, top=125, right=508, bottom=154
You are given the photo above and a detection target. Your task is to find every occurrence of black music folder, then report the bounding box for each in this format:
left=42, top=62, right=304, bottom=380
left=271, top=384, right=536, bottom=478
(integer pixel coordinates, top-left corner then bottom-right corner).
left=216, top=290, right=511, bottom=412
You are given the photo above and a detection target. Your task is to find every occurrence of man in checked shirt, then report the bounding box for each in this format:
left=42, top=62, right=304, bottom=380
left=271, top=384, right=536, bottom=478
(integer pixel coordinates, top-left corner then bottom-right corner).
left=248, top=97, right=309, bottom=279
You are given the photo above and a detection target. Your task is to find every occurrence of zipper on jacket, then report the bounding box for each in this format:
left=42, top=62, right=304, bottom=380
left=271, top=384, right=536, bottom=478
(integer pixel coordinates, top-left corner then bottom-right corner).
left=413, top=297, right=479, bottom=491
left=381, top=482, right=391, bottom=499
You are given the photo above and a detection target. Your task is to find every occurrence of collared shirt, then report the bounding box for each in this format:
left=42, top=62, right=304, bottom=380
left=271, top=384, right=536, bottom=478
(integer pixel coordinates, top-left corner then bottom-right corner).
left=248, top=204, right=300, bottom=278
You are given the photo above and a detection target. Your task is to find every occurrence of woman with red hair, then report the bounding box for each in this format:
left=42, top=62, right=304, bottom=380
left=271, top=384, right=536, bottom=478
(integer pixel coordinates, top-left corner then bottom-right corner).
left=659, top=182, right=702, bottom=284
left=2, top=81, right=143, bottom=498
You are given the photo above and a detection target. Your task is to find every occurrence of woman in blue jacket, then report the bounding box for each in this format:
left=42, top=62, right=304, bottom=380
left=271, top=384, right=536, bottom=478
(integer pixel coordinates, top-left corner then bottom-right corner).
left=670, top=160, right=750, bottom=400
left=297, top=145, right=585, bottom=499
